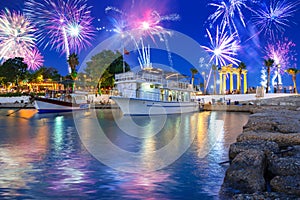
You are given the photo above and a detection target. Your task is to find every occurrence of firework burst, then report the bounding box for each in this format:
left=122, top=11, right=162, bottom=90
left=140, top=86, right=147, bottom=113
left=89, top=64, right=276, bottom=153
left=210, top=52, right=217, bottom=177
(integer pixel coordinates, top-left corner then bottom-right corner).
left=201, top=25, right=240, bottom=67
left=265, top=38, right=297, bottom=74
left=24, top=47, right=44, bottom=70
left=0, top=8, right=36, bottom=61
left=24, top=0, right=95, bottom=72
left=208, top=0, right=251, bottom=36
left=252, top=0, right=300, bottom=39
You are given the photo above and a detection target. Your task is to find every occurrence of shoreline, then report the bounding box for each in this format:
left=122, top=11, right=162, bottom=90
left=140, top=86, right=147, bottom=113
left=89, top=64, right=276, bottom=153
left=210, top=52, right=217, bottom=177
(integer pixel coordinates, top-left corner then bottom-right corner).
left=220, top=95, right=300, bottom=199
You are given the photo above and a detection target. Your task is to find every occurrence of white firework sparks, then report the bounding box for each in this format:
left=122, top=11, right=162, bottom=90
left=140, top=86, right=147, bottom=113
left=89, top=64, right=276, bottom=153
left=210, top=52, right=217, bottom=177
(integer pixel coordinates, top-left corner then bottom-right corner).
left=208, top=0, right=250, bottom=36
left=0, top=8, right=36, bottom=60
left=252, top=0, right=300, bottom=39
left=201, top=25, right=240, bottom=67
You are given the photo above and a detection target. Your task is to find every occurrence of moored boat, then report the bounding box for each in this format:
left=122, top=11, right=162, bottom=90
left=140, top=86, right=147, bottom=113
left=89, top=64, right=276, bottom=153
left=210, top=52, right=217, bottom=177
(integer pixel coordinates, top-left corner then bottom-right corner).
left=110, top=67, right=200, bottom=115
left=33, top=90, right=90, bottom=113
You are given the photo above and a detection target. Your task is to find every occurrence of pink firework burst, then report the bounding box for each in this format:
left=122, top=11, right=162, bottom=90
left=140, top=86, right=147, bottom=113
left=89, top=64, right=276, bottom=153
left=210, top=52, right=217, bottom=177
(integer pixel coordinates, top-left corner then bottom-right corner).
left=265, top=38, right=297, bottom=74
left=24, top=48, right=44, bottom=70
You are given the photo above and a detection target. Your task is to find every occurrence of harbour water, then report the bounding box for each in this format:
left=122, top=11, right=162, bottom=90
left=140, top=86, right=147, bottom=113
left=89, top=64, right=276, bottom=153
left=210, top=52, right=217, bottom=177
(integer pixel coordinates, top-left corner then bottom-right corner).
left=0, top=109, right=249, bottom=199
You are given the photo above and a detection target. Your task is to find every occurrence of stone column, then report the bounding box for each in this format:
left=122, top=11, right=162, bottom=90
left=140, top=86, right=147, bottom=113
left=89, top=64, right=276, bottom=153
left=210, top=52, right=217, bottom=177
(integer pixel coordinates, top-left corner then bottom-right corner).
left=230, top=71, right=233, bottom=93
left=219, top=73, right=223, bottom=94
left=237, top=73, right=240, bottom=93
left=223, top=73, right=227, bottom=94
left=243, top=71, right=247, bottom=94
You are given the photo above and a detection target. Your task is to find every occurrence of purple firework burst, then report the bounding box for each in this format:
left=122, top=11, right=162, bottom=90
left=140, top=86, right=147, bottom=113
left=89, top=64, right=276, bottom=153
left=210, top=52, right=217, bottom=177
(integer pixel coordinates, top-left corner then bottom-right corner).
left=24, top=0, right=95, bottom=54
left=265, top=38, right=297, bottom=74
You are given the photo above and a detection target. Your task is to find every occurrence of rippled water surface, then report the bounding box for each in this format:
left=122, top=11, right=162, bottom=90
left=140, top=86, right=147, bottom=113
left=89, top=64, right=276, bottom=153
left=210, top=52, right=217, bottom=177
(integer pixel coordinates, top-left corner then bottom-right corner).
left=0, top=109, right=249, bottom=199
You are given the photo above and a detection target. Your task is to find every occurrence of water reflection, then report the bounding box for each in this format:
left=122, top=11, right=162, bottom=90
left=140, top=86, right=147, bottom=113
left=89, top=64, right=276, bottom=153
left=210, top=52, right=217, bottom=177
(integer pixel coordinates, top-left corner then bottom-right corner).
left=0, top=109, right=249, bottom=199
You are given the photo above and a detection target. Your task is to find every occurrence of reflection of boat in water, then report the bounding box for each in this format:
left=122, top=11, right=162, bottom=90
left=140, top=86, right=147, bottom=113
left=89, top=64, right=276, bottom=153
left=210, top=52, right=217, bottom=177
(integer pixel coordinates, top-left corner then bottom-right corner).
left=33, top=90, right=90, bottom=113
left=110, top=67, right=200, bottom=115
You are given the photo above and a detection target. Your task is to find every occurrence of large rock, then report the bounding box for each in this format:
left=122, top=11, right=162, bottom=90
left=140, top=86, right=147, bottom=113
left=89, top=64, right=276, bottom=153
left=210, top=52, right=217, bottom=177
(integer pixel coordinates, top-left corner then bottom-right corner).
left=267, top=146, right=300, bottom=176
left=243, top=110, right=300, bottom=133
left=233, top=192, right=300, bottom=200
left=237, top=131, right=300, bottom=147
left=221, top=150, right=266, bottom=194
left=229, top=140, right=279, bottom=160
left=270, top=175, right=300, bottom=196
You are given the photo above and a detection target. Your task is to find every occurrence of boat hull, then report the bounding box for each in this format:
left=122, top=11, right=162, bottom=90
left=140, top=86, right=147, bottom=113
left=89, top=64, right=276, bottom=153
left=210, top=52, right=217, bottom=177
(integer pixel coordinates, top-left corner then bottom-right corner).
left=111, top=96, right=199, bottom=115
left=34, top=97, right=89, bottom=113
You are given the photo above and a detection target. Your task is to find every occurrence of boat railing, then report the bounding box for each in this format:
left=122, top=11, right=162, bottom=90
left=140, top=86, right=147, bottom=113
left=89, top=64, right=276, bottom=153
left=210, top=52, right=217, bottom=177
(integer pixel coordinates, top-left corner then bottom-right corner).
left=115, top=72, right=163, bottom=84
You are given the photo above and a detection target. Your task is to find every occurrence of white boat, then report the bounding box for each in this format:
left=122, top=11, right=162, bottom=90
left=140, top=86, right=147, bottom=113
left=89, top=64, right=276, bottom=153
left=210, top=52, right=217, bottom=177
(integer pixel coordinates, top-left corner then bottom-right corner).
left=110, top=67, right=200, bottom=115
left=33, top=91, right=90, bottom=113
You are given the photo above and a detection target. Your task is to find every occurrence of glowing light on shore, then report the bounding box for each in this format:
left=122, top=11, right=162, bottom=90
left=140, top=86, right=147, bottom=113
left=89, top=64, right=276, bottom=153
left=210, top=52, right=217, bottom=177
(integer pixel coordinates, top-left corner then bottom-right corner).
left=0, top=8, right=36, bottom=60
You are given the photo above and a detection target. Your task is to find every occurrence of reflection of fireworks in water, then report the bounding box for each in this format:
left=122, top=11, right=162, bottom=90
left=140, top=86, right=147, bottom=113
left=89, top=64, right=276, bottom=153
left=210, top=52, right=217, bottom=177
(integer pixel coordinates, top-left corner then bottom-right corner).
left=24, top=48, right=44, bottom=70
left=0, top=9, right=36, bottom=61
left=208, top=0, right=250, bottom=36
left=252, top=0, right=300, bottom=39
left=104, top=3, right=179, bottom=67
left=24, top=0, right=95, bottom=72
left=201, top=25, right=240, bottom=67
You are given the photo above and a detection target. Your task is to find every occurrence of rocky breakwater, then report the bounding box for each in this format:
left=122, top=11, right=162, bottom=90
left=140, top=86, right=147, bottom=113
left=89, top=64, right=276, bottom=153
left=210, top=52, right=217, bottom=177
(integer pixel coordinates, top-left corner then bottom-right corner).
left=220, top=95, right=300, bottom=199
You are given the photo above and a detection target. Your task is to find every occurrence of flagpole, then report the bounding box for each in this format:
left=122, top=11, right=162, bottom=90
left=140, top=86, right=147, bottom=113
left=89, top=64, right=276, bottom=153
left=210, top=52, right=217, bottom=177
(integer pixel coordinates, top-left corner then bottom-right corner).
left=122, top=46, right=125, bottom=73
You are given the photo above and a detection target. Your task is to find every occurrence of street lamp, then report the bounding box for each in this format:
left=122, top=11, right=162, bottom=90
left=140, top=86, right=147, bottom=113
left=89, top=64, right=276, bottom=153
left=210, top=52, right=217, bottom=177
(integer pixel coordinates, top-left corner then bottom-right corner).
left=276, top=64, right=281, bottom=93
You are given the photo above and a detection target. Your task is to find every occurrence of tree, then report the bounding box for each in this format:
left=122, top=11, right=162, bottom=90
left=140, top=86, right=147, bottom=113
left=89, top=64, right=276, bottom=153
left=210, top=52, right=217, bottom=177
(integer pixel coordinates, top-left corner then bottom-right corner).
left=84, top=50, right=130, bottom=93
left=0, top=57, right=28, bottom=91
left=237, top=62, right=246, bottom=94
left=28, top=67, right=61, bottom=83
left=67, top=53, right=79, bottom=80
left=264, top=58, right=274, bottom=93
left=190, top=67, right=198, bottom=88
left=285, top=68, right=300, bottom=94
left=212, top=64, right=218, bottom=95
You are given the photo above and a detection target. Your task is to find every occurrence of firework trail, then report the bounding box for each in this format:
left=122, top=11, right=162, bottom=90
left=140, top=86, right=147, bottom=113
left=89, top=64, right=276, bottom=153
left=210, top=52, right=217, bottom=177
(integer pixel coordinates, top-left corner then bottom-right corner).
left=0, top=8, right=36, bottom=61
left=252, top=0, right=300, bottom=40
left=24, top=0, right=95, bottom=73
left=208, top=0, right=251, bottom=36
left=201, top=25, right=240, bottom=67
left=24, top=47, right=44, bottom=70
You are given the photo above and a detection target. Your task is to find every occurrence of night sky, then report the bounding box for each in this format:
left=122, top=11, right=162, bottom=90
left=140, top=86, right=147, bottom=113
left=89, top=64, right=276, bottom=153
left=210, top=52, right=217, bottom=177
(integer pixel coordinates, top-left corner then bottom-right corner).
left=1, top=0, right=300, bottom=91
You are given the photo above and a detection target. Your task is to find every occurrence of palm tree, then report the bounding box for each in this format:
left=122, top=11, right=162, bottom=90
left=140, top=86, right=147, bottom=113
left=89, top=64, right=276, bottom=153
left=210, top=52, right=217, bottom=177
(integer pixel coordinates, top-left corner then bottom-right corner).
left=264, top=58, right=274, bottom=93
left=286, top=68, right=300, bottom=94
left=190, top=67, right=198, bottom=88
left=67, top=53, right=79, bottom=91
left=237, top=62, right=246, bottom=94
left=212, top=64, right=218, bottom=95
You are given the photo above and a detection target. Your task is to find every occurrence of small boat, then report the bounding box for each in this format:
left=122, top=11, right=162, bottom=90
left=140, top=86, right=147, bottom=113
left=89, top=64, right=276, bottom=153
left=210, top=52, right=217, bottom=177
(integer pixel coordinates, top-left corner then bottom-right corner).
left=33, top=90, right=90, bottom=113
left=110, top=67, right=200, bottom=115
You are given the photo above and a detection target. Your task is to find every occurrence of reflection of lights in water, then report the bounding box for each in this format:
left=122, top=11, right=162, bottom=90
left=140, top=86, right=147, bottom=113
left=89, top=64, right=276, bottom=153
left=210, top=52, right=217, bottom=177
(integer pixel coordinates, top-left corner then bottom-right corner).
left=196, top=112, right=225, bottom=158
left=53, top=116, right=64, bottom=150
